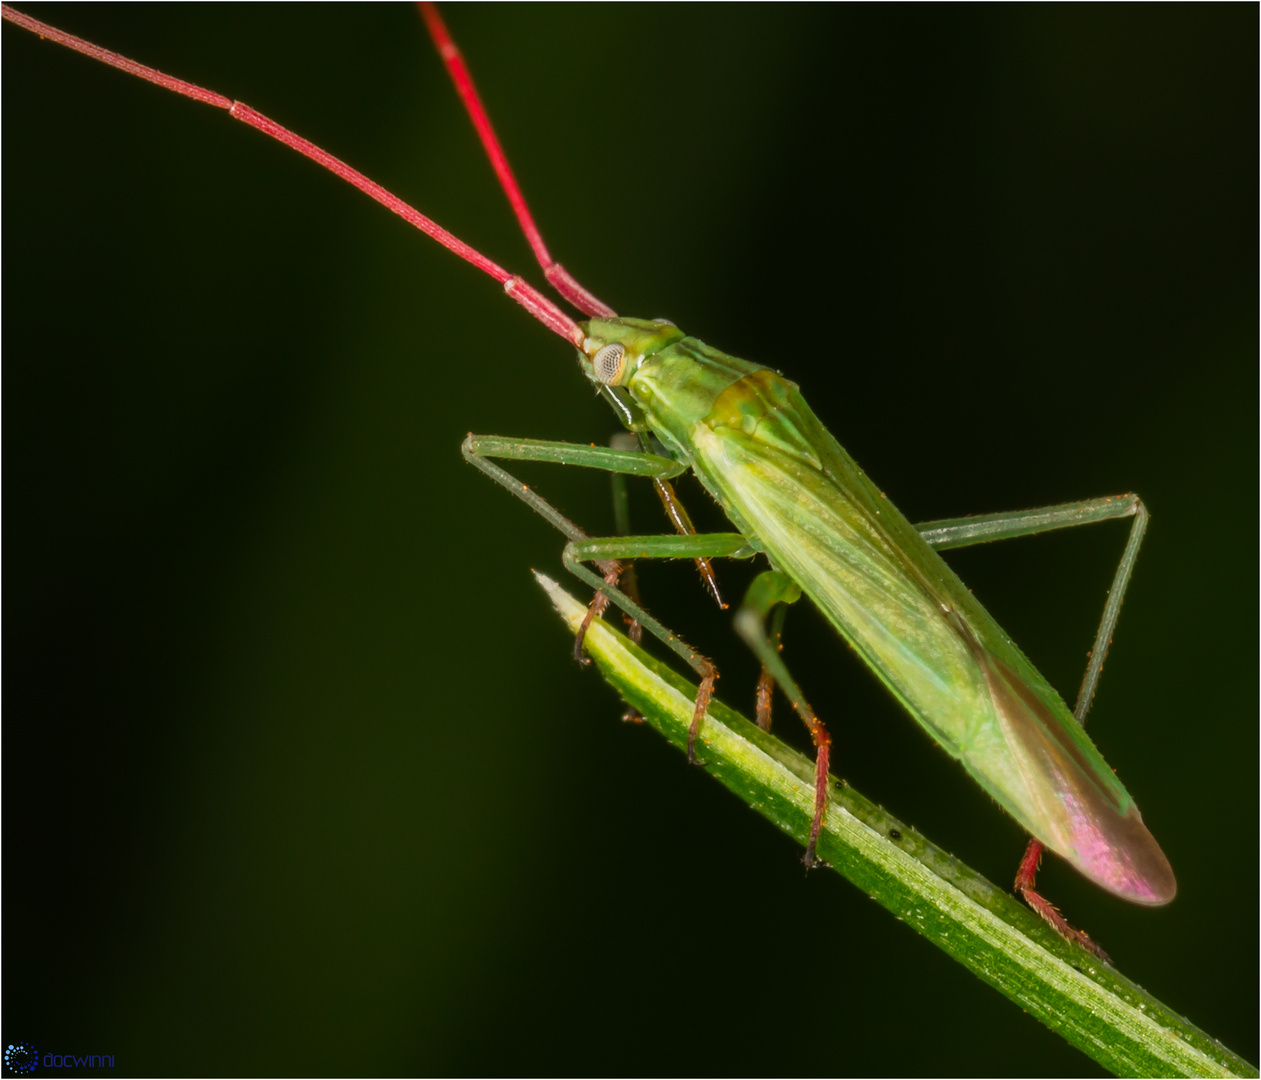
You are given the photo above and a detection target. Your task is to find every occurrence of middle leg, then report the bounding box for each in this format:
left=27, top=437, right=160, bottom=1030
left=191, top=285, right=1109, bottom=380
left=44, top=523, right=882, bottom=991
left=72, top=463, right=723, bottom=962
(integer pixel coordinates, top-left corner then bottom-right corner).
left=733, top=571, right=830, bottom=869
left=564, top=532, right=751, bottom=763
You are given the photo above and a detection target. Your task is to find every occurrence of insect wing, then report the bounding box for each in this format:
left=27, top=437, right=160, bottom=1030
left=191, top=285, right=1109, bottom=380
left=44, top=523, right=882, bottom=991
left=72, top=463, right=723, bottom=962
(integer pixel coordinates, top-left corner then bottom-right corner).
left=971, top=645, right=1175, bottom=903
left=687, top=363, right=1174, bottom=903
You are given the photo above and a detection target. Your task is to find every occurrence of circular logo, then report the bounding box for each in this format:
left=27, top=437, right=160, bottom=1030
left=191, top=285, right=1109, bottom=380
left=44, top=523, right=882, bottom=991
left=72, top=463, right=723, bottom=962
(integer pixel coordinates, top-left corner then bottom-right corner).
left=4, top=1044, right=37, bottom=1074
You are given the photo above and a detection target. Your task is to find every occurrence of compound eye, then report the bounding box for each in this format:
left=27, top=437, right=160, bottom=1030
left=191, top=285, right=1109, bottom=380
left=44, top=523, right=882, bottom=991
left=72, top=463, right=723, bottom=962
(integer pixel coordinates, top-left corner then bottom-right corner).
left=591, top=342, right=627, bottom=385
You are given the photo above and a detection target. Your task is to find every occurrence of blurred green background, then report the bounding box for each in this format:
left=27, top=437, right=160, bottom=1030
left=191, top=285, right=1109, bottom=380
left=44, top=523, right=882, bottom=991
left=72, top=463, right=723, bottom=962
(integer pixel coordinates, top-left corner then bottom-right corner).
left=4, top=5, right=1255, bottom=1075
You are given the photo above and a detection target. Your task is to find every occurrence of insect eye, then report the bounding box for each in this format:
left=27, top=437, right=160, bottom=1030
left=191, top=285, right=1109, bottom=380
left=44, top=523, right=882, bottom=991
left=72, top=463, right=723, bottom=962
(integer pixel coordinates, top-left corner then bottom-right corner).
left=591, top=343, right=627, bottom=385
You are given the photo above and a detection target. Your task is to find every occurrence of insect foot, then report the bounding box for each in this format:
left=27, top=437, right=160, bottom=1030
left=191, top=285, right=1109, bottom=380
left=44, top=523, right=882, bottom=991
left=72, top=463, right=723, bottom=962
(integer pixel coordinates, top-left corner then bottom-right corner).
left=574, top=559, right=624, bottom=663
left=1015, top=838, right=1112, bottom=964
left=684, top=662, right=718, bottom=767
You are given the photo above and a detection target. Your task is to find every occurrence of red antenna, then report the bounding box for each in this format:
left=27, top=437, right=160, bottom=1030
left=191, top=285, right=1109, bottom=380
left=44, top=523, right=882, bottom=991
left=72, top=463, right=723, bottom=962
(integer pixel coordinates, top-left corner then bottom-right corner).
left=417, top=3, right=616, bottom=321
left=0, top=3, right=588, bottom=349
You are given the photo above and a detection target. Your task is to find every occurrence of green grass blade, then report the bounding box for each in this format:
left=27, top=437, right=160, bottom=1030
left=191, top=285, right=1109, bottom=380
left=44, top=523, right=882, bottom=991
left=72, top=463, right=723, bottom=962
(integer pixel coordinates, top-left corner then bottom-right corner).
left=536, top=573, right=1256, bottom=1079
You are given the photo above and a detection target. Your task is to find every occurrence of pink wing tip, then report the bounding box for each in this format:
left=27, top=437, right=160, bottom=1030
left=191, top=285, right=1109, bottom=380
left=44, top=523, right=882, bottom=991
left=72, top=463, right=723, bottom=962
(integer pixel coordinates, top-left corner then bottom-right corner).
left=1069, top=803, right=1177, bottom=907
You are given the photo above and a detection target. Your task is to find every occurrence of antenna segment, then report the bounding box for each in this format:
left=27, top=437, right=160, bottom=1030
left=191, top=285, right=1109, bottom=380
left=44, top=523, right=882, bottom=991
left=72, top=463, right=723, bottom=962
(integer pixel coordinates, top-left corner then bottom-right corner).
left=417, top=3, right=616, bottom=320
left=1, top=3, right=587, bottom=349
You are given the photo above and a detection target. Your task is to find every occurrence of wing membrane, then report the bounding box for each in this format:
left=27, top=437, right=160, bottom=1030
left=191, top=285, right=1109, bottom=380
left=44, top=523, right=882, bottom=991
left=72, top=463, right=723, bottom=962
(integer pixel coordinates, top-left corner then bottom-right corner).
left=690, top=369, right=1174, bottom=903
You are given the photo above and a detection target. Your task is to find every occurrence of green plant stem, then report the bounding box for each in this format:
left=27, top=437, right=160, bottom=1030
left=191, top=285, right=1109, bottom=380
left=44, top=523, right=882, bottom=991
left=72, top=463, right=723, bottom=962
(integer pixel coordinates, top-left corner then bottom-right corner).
left=537, top=573, right=1256, bottom=1079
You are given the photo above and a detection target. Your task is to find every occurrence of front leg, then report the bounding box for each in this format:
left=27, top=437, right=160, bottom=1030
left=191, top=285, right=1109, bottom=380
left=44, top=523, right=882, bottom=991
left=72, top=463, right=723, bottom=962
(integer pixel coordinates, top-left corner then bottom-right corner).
left=564, top=533, right=751, bottom=763
left=463, top=430, right=683, bottom=652
left=464, top=432, right=747, bottom=766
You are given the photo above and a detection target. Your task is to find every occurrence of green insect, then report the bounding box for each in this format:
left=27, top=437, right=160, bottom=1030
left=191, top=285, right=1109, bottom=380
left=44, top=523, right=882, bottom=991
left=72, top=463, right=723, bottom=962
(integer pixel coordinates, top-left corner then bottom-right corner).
left=416, top=2, right=1177, bottom=953
left=465, top=321, right=1174, bottom=935
left=4, top=3, right=1178, bottom=961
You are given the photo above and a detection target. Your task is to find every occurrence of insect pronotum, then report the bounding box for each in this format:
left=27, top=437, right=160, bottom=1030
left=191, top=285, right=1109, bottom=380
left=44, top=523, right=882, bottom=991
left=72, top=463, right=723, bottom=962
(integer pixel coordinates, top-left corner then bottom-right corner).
left=6, top=5, right=1255, bottom=1074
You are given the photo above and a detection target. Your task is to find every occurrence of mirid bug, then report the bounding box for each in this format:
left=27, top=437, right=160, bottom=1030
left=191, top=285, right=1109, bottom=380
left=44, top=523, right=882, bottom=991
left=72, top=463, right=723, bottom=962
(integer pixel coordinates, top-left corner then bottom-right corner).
left=5, top=6, right=1254, bottom=1074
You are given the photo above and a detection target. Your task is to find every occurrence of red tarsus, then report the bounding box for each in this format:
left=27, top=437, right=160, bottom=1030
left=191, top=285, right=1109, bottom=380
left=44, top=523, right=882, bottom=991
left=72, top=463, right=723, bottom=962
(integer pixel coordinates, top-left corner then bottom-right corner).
left=1014, top=838, right=1110, bottom=963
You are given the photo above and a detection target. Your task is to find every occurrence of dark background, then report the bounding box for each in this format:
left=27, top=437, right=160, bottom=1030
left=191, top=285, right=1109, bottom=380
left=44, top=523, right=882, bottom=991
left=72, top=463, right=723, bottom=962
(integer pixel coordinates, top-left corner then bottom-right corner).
left=4, top=5, right=1256, bottom=1075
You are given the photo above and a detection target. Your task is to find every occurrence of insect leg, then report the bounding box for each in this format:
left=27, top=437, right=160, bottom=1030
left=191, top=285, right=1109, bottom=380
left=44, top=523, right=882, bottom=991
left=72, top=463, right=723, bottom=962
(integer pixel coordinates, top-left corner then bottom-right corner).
left=648, top=474, right=726, bottom=608
left=917, top=494, right=1148, bottom=959
left=608, top=429, right=724, bottom=626
left=564, top=533, right=751, bottom=764
left=608, top=434, right=644, bottom=649
left=754, top=604, right=789, bottom=733
left=463, top=432, right=682, bottom=656
left=464, top=432, right=706, bottom=652
left=607, top=429, right=726, bottom=609
left=464, top=434, right=686, bottom=486
left=606, top=433, right=663, bottom=723
left=463, top=432, right=683, bottom=550
left=733, top=572, right=831, bottom=869
left=465, top=434, right=744, bottom=759
left=917, top=492, right=1148, bottom=720
left=918, top=492, right=1143, bottom=553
